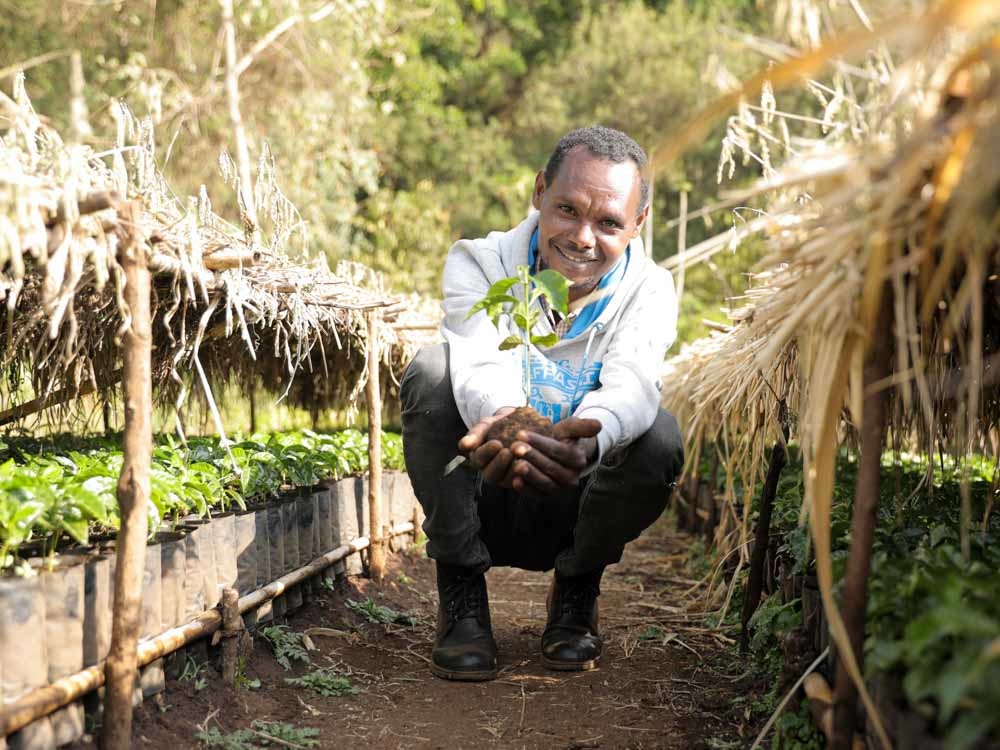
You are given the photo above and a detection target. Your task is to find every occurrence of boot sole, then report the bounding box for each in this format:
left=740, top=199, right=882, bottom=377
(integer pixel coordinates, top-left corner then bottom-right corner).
left=541, top=654, right=600, bottom=672
left=430, top=663, right=499, bottom=682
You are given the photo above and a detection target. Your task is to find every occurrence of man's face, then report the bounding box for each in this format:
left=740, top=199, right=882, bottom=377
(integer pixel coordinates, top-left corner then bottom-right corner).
left=531, top=147, right=647, bottom=301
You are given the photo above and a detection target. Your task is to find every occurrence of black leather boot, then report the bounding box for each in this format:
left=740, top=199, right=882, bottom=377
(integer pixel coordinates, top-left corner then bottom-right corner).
left=541, top=568, right=603, bottom=671
left=431, top=562, right=498, bottom=681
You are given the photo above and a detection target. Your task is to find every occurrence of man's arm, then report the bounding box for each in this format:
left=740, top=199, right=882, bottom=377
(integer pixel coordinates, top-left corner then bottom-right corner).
left=572, top=266, right=678, bottom=461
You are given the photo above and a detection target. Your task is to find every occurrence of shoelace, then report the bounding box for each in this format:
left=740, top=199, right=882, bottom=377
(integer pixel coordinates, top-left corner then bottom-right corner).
left=442, top=577, right=482, bottom=622
left=560, top=581, right=599, bottom=615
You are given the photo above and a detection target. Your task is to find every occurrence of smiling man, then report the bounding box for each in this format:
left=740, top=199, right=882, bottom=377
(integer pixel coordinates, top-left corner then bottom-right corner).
left=401, top=126, right=684, bottom=681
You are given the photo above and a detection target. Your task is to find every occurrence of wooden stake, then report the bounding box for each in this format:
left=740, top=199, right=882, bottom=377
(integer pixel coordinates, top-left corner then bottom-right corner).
left=220, top=588, right=241, bottom=687
left=740, top=423, right=789, bottom=653
left=101, top=203, right=152, bottom=750
left=366, top=310, right=386, bottom=582
left=831, top=289, right=893, bottom=750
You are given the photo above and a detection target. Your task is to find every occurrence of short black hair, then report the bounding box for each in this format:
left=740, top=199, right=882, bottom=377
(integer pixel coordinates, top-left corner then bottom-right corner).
left=543, top=126, right=650, bottom=213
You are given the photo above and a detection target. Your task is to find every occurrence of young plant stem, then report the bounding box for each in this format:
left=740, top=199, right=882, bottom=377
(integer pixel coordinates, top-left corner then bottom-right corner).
left=519, top=266, right=532, bottom=403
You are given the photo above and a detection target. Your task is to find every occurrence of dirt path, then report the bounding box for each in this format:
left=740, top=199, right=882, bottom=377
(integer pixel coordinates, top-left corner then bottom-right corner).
left=117, top=518, right=752, bottom=749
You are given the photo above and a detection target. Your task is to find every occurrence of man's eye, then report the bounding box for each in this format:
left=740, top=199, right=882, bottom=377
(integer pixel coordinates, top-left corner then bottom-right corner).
left=558, top=205, right=575, bottom=215
left=601, top=219, right=622, bottom=229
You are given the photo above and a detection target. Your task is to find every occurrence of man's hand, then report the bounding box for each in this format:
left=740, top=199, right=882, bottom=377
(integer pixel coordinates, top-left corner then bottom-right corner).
left=508, top=417, right=602, bottom=495
left=458, top=407, right=518, bottom=486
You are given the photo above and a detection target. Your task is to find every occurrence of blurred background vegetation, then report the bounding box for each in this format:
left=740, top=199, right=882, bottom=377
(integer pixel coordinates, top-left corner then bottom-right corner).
left=1, top=0, right=781, bottom=346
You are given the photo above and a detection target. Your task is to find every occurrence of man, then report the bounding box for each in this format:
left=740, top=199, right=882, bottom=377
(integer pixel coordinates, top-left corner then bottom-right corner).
left=401, top=125, right=683, bottom=681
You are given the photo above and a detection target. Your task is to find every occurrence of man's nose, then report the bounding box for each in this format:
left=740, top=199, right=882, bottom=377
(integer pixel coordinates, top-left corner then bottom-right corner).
left=570, top=221, right=596, bottom=249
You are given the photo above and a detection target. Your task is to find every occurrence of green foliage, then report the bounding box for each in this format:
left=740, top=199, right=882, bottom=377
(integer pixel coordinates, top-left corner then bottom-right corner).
left=261, top=625, right=310, bottom=671
left=0, top=428, right=403, bottom=571
left=770, top=700, right=823, bottom=750
left=347, top=597, right=416, bottom=626
left=198, top=720, right=319, bottom=749
left=234, top=657, right=261, bottom=691
left=284, top=669, right=359, bottom=698
left=179, top=656, right=208, bottom=692
left=466, top=264, right=569, bottom=398
left=728, top=447, right=1000, bottom=747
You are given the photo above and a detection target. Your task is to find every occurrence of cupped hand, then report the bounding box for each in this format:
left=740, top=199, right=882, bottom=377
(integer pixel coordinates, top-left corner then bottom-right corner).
left=508, top=417, right=602, bottom=495
left=458, top=407, right=518, bottom=486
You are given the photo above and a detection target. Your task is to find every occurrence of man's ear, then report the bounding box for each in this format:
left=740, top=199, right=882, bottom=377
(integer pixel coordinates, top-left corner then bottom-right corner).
left=531, top=170, right=546, bottom=211
left=632, top=204, right=650, bottom=237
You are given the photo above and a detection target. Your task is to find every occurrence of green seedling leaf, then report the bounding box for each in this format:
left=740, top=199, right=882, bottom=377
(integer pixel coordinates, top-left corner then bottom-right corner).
left=530, top=332, right=558, bottom=347
left=533, top=268, right=570, bottom=314
left=498, top=335, right=523, bottom=350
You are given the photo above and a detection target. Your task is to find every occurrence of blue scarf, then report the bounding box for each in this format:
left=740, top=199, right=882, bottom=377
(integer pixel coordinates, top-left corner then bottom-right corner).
left=528, top=228, right=629, bottom=339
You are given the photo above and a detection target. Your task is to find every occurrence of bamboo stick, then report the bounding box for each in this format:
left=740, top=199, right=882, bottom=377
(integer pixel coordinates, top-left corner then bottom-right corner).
left=0, top=522, right=414, bottom=737
left=101, top=203, right=153, bottom=750
left=831, top=289, right=893, bottom=750
left=366, top=310, right=387, bottom=581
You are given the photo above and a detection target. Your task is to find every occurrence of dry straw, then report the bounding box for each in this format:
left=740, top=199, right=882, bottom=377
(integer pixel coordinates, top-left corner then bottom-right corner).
left=0, top=77, right=439, bottom=432
left=658, top=1, right=999, bottom=745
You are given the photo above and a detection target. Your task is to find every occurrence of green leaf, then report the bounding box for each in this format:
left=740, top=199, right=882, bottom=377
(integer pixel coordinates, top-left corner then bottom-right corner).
left=487, top=278, right=518, bottom=296
left=512, top=312, right=530, bottom=331
left=498, top=335, right=522, bottom=350
left=530, top=332, right=558, bottom=347
left=59, top=516, right=89, bottom=545
left=533, top=269, right=570, bottom=315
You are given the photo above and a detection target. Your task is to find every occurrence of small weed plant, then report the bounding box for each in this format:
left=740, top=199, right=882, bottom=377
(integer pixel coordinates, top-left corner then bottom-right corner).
left=179, top=655, right=208, bottom=692
left=198, top=720, right=319, bottom=749
left=347, top=597, right=415, bottom=626
left=285, top=669, right=359, bottom=697
left=262, top=624, right=310, bottom=670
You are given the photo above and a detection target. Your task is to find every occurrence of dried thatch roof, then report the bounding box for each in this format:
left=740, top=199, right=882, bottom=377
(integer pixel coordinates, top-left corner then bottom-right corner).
left=0, top=77, right=439, bottom=429
left=656, top=3, right=999, bottom=741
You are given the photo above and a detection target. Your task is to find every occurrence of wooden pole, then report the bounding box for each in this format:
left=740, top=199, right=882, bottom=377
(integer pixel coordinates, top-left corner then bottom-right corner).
left=740, top=429, right=789, bottom=653
left=831, top=289, right=893, bottom=750
left=366, top=310, right=386, bottom=582
left=101, top=203, right=152, bottom=750
left=220, top=588, right=241, bottom=687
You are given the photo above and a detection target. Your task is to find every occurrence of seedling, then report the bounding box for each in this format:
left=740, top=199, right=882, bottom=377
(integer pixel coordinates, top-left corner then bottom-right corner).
left=465, top=264, right=569, bottom=445
left=179, top=655, right=208, bottom=692
left=234, top=656, right=260, bottom=691
left=261, top=625, right=310, bottom=670
left=466, top=264, right=569, bottom=402
left=347, top=597, right=416, bottom=626
left=285, top=669, right=358, bottom=697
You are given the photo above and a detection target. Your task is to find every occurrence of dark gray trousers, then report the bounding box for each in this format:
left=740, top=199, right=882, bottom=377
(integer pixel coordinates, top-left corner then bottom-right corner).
left=400, top=343, right=684, bottom=578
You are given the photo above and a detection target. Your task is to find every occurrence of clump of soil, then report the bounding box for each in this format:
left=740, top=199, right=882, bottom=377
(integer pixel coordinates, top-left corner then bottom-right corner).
left=484, top=406, right=553, bottom=447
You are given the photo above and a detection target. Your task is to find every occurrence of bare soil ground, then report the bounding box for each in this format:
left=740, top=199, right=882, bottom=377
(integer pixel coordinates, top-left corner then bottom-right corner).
left=98, top=518, right=755, bottom=749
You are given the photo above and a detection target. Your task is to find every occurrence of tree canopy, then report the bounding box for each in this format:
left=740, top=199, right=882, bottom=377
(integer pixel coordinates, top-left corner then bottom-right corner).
left=1, top=0, right=768, bottom=342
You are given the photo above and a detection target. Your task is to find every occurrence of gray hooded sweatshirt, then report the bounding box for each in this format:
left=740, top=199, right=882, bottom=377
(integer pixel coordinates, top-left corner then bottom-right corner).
left=441, top=212, right=678, bottom=467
